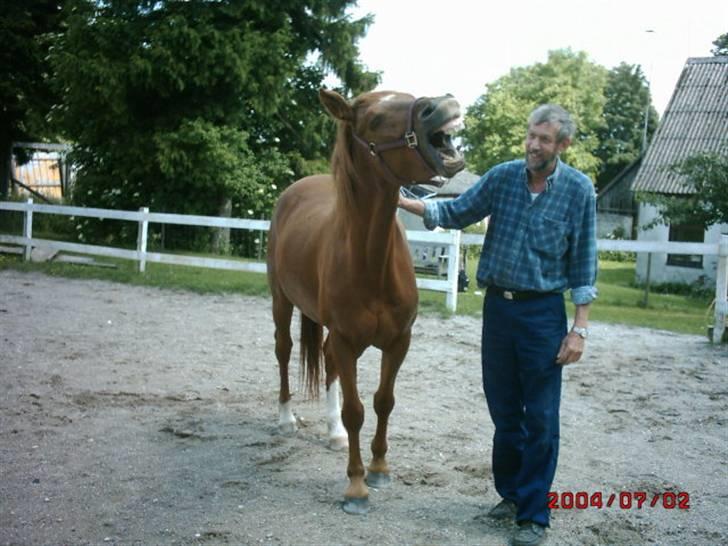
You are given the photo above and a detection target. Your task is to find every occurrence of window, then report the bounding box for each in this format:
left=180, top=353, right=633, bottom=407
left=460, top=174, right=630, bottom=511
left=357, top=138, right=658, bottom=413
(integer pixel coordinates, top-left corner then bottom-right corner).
left=666, top=224, right=703, bottom=268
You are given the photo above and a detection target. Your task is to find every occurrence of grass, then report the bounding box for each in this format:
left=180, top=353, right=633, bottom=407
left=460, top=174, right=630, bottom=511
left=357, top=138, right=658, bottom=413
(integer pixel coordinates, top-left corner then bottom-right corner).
left=0, top=252, right=271, bottom=296
left=440, top=257, right=713, bottom=335
left=0, top=250, right=715, bottom=336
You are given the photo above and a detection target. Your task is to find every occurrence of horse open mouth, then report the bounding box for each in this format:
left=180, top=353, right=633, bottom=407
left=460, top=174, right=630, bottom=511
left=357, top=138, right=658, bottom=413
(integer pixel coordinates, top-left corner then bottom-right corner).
left=430, top=116, right=464, bottom=165
left=425, top=115, right=465, bottom=181
left=411, top=95, right=467, bottom=182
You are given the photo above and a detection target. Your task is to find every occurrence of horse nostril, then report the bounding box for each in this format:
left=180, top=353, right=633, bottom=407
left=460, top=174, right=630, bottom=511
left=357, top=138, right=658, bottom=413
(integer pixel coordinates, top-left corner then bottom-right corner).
left=421, top=105, right=435, bottom=117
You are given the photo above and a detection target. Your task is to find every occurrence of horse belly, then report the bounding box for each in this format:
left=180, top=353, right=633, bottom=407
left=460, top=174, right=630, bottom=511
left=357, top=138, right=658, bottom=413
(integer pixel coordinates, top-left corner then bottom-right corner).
left=268, top=177, right=334, bottom=321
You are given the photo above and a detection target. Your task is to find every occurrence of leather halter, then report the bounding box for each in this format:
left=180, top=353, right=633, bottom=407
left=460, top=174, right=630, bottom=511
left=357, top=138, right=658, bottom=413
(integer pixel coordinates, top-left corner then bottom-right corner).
left=350, top=98, right=438, bottom=185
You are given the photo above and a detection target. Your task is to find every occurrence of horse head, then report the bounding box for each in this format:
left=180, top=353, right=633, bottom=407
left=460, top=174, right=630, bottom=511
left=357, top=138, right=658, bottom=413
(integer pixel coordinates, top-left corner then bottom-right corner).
left=319, top=89, right=465, bottom=186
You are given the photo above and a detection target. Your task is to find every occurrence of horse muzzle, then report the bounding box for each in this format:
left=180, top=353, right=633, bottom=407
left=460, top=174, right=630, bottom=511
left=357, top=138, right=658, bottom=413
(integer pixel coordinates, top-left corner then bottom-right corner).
left=414, top=95, right=466, bottom=178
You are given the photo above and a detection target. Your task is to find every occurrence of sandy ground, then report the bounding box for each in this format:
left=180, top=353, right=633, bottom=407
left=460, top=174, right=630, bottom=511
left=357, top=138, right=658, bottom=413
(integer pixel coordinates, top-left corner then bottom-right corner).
left=0, top=269, right=726, bottom=546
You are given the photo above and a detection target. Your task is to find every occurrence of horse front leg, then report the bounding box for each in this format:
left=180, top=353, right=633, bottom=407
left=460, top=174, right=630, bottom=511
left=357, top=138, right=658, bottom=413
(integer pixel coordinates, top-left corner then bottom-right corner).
left=328, top=331, right=368, bottom=515
left=367, top=330, right=410, bottom=489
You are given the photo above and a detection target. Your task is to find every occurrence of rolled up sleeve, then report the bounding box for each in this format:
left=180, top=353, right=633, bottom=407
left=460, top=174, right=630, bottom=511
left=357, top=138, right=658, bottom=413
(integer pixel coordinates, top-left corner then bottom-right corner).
left=423, top=201, right=441, bottom=231
left=571, top=285, right=598, bottom=305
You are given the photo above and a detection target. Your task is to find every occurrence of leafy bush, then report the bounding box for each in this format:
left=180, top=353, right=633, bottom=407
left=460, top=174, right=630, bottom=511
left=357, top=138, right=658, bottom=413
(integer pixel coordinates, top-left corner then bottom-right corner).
left=598, top=226, right=636, bottom=262
left=630, top=276, right=714, bottom=299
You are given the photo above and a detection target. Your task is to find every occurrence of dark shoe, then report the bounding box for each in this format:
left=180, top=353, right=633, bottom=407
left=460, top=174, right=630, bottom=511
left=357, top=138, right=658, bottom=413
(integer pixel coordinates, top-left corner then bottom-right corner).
left=487, top=498, right=517, bottom=520
left=513, top=521, right=546, bottom=546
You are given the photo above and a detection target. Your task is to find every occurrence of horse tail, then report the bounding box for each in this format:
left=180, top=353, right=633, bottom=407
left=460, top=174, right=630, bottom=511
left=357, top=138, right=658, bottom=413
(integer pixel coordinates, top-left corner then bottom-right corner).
left=299, top=313, right=323, bottom=399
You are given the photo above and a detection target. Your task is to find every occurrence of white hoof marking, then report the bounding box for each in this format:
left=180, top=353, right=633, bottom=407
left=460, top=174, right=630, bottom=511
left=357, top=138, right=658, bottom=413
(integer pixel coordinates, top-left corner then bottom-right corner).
left=326, top=380, right=347, bottom=448
left=278, top=400, right=297, bottom=435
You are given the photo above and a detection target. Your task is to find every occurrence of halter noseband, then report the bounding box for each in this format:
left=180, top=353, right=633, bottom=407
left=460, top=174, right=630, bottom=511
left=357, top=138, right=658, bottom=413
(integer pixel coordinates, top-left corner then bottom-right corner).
left=351, top=98, right=438, bottom=185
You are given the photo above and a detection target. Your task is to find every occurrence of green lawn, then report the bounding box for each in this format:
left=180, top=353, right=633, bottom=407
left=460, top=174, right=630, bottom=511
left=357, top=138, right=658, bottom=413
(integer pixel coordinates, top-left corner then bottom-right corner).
left=0, top=251, right=714, bottom=336
left=0, top=251, right=271, bottom=296
left=420, top=257, right=713, bottom=336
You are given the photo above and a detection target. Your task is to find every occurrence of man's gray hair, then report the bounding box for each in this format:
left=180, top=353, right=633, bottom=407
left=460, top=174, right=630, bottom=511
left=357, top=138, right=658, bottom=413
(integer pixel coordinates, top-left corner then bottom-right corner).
left=528, top=104, right=576, bottom=142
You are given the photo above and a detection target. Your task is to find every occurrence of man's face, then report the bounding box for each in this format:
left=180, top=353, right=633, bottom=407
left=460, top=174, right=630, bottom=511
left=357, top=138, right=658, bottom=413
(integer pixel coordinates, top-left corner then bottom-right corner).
left=524, top=122, right=570, bottom=174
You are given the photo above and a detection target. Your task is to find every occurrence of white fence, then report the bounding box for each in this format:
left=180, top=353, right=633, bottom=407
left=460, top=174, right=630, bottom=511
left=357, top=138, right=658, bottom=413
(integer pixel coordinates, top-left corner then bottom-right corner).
left=1, top=199, right=726, bottom=343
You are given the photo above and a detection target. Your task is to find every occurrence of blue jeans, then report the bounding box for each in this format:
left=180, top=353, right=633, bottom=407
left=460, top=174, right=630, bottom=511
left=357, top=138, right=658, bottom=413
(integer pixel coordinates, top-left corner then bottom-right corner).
left=482, top=292, right=566, bottom=527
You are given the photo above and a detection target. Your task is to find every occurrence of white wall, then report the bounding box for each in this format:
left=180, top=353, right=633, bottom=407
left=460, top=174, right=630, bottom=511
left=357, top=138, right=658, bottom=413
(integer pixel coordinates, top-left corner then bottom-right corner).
left=597, top=212, right=632, bottom=238
left=635, top=202, right=726, bottom=287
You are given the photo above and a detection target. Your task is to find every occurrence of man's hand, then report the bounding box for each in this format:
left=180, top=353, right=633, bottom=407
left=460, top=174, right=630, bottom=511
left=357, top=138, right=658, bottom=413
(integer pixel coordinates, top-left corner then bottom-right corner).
left=556, top=331, right=584, bottom=365
left=397, top=195, right=425, bottom=216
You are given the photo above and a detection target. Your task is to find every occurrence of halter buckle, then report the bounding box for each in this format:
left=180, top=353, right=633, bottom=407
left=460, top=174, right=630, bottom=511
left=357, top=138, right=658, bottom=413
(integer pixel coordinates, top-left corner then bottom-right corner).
left=368, top=142, right=378, bottom=156
left=404, top=131, right=418, bottom=148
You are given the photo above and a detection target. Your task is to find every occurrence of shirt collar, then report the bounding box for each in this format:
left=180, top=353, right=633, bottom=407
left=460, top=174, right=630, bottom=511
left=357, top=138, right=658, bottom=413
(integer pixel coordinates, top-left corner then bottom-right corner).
left=523, top=157, right=563, bottom=191
left=546, top=158, right=563, bottom=189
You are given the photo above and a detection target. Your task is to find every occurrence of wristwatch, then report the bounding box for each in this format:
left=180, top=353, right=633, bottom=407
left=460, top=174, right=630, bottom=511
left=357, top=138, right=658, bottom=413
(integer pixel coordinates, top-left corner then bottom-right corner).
left=571, top=326, right=589, bottom=339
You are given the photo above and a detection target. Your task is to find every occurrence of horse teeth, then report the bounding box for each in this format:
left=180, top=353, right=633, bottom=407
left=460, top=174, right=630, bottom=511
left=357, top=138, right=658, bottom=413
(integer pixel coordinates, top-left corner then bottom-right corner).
left=438, top=117, right=464, bottom=135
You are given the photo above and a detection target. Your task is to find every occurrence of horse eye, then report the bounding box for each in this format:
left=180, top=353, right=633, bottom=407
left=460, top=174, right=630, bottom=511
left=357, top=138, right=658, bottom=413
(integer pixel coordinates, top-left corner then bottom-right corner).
left=370, top=114, right=384, bottom=130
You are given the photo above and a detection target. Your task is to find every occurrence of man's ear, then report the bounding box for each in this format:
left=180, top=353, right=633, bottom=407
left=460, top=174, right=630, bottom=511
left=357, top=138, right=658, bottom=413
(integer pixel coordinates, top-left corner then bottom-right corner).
left=319, top=89, right=353, bottom=122
left=557, top=137, right=572, bottom=154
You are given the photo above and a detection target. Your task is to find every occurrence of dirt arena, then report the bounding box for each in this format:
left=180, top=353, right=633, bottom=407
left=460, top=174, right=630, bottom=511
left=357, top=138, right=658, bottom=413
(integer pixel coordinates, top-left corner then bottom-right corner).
left=1, top=270, right=726, bottom=545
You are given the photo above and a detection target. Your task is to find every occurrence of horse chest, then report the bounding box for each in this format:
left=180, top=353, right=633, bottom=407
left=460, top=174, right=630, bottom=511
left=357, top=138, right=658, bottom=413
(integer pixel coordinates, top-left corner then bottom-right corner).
left=372, top=305, right=416, bottom=348
left=326, top=298, right=415, bottom=349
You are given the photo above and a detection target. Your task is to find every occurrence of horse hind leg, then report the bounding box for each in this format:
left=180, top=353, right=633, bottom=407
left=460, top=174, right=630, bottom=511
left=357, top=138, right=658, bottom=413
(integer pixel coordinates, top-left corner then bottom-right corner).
left=272, top=291, right=296, bottom=435
left=323, top=334, right=348, bottom=451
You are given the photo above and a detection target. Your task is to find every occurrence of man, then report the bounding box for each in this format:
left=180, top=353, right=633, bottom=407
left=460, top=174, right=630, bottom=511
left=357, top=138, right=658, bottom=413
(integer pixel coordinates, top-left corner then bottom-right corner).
left=398, top=104, right=597, bottom=546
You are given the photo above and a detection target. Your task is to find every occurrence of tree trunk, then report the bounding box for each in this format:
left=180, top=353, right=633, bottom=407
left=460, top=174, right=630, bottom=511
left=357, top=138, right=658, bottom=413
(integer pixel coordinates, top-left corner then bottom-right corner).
left=212, top=197, right=232, bottom=254
left=0, top=145, right=11, bottom=199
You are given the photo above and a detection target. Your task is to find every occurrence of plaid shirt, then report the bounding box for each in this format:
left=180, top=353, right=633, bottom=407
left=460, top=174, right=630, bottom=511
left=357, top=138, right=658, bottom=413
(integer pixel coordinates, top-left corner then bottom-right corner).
left=424, top=159, right=597, bottom=305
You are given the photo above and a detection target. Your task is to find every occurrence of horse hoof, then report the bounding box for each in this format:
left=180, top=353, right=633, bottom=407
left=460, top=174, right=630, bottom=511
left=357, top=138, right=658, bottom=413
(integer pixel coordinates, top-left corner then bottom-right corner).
left=366, top=471, right=391, bottom=489
left=329, top=435, right=348, bottom=451
left=278, top=422, right=297, bottom=436
left=342, top=496, right=369, bottom=515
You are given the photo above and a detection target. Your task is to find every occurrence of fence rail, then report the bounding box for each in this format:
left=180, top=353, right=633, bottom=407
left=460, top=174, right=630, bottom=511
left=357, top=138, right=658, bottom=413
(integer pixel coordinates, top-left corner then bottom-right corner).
left=1, top=199, right=726, bottom=342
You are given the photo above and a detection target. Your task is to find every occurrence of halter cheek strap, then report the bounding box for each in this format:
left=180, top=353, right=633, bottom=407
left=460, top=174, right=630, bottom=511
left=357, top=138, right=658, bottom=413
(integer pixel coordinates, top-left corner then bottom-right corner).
left=351, top=98, right=437, bottom=185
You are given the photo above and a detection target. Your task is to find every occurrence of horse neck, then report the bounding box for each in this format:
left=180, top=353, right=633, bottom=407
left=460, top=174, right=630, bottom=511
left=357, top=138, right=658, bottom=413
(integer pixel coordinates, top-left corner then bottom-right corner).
left=334, top=163, right=401, bottom=285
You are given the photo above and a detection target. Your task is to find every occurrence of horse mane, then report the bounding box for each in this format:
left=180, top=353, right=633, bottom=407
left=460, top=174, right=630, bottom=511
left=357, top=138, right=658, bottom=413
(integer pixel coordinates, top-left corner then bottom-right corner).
left=330, top=117, right=360, bottom=220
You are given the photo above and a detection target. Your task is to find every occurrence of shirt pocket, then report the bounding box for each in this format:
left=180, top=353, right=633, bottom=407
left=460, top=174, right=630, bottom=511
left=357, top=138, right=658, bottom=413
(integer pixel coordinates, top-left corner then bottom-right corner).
left=528, top=214, right=569, bottom=259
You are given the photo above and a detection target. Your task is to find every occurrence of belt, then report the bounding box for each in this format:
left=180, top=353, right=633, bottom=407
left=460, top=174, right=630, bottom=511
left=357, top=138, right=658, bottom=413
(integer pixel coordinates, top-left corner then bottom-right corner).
left=487, top=285, right=558, bottom=301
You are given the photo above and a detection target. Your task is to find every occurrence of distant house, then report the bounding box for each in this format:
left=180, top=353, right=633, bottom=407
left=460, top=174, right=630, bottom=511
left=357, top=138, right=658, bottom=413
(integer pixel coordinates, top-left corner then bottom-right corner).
left=398, top=170, right=480, bottom=277
left=10, top=143, right=73, bottom=201
left=631, top=56, right=728, bottom=286
left=596, top=156, right=641, bottom=238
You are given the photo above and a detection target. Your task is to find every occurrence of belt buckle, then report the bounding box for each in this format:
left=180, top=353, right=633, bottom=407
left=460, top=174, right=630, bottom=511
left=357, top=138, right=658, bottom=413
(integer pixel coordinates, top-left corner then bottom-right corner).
left=503, top=290, right=514, bottom=300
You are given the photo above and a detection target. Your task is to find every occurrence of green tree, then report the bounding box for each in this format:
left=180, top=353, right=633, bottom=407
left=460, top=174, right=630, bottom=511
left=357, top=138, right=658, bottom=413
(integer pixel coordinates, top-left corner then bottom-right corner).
left=595, top=63, right=658, bottom=189
left=711, top=32, right=728, bottom=56
left=0, top=0, right=66, bottom=198
left=51, top=0, right=377, bottom=247
left=638, top=150, right=728, bottom=231
left=462, top=49, right=608, bottom=180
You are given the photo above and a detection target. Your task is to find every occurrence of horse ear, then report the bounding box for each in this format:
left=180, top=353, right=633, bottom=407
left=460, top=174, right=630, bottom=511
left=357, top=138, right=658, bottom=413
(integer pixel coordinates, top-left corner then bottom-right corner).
left=319, top=89, right=353, bottom=122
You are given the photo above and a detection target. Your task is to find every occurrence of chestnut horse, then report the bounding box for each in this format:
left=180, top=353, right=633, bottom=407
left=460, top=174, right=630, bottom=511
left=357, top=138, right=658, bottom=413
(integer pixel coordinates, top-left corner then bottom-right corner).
left=266, top=88, right=464, bottom=514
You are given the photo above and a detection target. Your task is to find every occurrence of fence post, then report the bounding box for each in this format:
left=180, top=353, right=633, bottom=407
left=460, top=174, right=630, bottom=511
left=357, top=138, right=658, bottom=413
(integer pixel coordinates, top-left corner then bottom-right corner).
left=713, top=234, right=728, bottom=344
left=642, top=253, right=652, bottom=307
left=137, top=206, right=149, bottom=273
left=445, top=230, right=461, bottom=312
left=22, top=198, right=33, bottom=261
